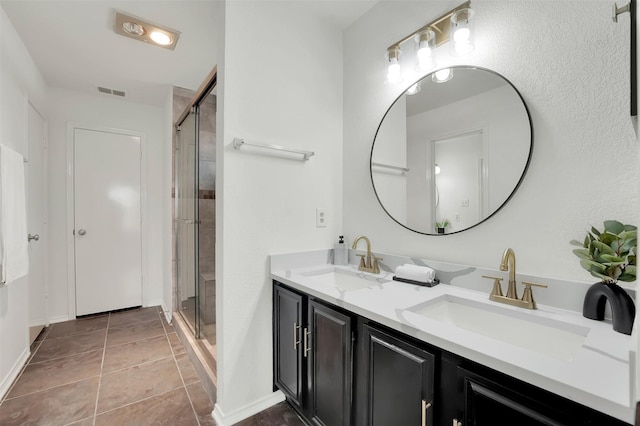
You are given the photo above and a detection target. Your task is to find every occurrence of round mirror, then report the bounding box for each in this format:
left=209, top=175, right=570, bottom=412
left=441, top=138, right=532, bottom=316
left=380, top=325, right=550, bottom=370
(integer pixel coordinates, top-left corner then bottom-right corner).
left=370, top=66, right=532, bottom=235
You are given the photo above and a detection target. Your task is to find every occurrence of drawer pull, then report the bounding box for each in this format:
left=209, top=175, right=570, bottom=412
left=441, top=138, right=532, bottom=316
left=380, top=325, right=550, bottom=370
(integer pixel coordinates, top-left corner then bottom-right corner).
left=421, top=400, right=432, bottom=426
left=303, top=328, right=312, bottom=357
left=293, top=322, right=300, bottom=350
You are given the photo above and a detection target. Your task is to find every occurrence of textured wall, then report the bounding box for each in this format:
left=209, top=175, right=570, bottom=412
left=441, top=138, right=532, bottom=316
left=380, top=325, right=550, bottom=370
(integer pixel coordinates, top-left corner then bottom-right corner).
left=344, top=1, right=637, bottom=284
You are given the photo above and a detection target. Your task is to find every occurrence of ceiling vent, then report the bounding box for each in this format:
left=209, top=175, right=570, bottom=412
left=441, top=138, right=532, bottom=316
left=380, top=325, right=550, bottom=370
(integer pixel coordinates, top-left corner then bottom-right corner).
left=98, top=87, right=126, bottom=97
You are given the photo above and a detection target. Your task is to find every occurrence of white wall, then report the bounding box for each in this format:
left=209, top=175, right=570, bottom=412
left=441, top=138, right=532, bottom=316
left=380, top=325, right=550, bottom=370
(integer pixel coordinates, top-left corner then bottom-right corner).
left=371, top=96, right=407, bottom=223
left=46, top=88, right=168, bottom=321
left=344, top=1, right=637, bottom=283
left=214, top=1, right=343, bottom=422
left=162, top=88, right=174, bottom=321
left=0, top=5, right=48, bottom=397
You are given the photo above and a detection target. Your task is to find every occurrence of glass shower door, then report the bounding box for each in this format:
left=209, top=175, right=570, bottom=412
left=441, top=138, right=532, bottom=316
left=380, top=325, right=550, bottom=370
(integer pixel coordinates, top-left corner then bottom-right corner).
left=175, top=109, right=200, bottom=337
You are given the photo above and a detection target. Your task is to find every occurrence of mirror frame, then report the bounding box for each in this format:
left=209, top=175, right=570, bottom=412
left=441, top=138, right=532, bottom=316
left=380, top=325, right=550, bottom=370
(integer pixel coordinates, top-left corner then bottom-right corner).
left=370, top=65, right=534, bottom=236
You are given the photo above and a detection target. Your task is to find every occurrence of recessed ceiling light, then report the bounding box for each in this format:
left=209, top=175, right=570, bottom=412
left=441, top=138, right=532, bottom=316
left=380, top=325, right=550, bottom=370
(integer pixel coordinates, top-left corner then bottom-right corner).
left=122, top=21, right=145, bottom=37
left=149, top=31, right=172, bottom=46
left=114, top=10, right=180, bottom=50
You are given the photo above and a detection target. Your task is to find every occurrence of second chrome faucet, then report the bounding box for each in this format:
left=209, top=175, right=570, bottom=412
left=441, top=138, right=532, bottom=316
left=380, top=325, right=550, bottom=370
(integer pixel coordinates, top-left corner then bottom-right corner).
left=483, top=248, right=547, bottom=310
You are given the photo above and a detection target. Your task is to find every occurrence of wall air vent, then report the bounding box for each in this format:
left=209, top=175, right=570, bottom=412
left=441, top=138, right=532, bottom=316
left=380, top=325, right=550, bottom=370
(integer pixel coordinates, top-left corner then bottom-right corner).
left=97, top=87, right=126, bottom=97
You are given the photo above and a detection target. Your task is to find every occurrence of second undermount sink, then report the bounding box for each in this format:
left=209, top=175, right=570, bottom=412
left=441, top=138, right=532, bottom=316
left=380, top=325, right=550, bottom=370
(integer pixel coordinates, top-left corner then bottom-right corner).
left=406, top=294, right=590, bottom=362
left=299, top=266, right=389, bottom=291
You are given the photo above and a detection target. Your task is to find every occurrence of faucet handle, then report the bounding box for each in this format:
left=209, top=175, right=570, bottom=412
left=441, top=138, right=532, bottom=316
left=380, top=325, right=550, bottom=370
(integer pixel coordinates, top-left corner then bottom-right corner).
left=356, top=253, right=367, bottom=268
left=372, top=256, right=382, bottom=274
left=521, top=281, right=547, bottom=289
left=520, top=281, right=548, bottom=309
left=482, top=275, right=504, bottom=297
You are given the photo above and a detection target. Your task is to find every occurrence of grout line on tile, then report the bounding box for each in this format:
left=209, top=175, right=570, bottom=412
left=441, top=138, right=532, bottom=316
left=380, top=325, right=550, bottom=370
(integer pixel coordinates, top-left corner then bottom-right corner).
left=94, top=385, right=186, bottom=417
left=101, top=355, right=175, bottom=376
left=62, top=415, right=94, bottom=426
left=28, top=347, right=105, bottom=365
left=92, top=311, right=112, bottom=426
left=167, top=322, right=202, bottom=425
left=2, top=375, right=102, bottom=402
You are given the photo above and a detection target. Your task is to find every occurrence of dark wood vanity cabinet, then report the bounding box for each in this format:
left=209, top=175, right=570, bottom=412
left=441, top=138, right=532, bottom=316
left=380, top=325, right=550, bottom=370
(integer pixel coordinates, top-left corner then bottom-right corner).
left=356, top=322, right=436, bottom=426
left=273, top=282, right=353, bottom=426
left=452, top=363, right=631, bottom=426
left=273, top=281, right=631, bottom=426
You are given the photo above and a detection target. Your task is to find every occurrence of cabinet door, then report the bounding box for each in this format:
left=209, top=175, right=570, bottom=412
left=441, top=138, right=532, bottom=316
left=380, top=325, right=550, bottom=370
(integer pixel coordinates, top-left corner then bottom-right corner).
left=459, top=368, right=568, bottom=426
left=308, top=300, right=353, bottom=426
left=359, top=324, right=435, bottom=426
left=274, top=284, right=304, bottom=408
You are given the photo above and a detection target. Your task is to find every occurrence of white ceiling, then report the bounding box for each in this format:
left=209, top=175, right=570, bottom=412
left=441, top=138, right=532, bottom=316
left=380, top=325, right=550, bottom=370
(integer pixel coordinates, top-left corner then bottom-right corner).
left=1, top=0, right=377, bottom=107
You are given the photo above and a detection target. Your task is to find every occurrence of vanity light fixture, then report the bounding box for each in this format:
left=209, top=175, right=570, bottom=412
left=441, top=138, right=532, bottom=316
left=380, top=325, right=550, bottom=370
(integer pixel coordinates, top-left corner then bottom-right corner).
left=432, top=68, right=454, bottom=83
left=414, top=29, right=436, bottom=72
left=114, top=10, right=180, bottom=50
left=450, top=8, right=475, bottom=56
left=384, top=1, right=473, bottom=84
left=385, top=46, right=403, bottom=85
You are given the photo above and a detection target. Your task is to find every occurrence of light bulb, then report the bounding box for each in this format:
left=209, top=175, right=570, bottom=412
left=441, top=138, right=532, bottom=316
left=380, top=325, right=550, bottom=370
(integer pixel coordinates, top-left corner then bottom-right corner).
left=450, top=8, right=475, bottom=56
left=414, top=29, right=436, bottom=72
left=407, top=82, right=421, bottom=95
left=417, top=41, right=432, bottom=62
left=386, top=58, right=402, bottom=84
left=453, top=27, right=470, bottom=43
left=432, top=68, right=453, bottom=83
left=150, top=31, right=172, bottom=45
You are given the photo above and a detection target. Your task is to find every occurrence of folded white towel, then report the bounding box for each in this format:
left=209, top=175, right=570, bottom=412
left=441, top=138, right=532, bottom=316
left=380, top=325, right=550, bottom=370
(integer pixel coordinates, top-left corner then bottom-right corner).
left=0, top=144, right=29, bottom=283
left=395, top=264, right=435, bottom=283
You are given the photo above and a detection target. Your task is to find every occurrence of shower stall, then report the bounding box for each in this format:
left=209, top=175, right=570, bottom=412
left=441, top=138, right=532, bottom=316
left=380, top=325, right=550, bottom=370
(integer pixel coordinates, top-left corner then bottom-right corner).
left=174, top=71, right=217, bottom=355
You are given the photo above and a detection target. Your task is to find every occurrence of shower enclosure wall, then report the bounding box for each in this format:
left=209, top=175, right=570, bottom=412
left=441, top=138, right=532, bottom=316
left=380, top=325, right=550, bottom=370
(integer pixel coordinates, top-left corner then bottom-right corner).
left=174, top=80, right=217, bottom=352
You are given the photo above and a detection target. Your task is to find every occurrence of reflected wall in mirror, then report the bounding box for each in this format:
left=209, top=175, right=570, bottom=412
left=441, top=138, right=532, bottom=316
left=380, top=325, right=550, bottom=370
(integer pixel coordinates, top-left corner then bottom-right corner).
left=371, top=66, right=532, bottom=235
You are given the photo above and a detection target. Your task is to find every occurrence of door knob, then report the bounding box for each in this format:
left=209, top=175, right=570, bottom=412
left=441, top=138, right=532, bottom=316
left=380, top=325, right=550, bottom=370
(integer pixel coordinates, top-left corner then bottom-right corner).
left=77, top=229, right=86, bottom=236
left=28, top=234, right=40, bottom=242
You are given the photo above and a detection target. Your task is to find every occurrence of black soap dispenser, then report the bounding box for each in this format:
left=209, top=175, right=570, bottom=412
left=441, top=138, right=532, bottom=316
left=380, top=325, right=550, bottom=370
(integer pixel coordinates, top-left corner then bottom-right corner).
left=334, top=235, right=348, bottom=265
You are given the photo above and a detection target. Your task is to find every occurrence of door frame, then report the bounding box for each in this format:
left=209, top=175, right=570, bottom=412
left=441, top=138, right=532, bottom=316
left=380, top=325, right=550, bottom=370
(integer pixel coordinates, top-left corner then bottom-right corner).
left=65, top=123, right=147, bottom=319
left=26, top=100, right=49, bottom=335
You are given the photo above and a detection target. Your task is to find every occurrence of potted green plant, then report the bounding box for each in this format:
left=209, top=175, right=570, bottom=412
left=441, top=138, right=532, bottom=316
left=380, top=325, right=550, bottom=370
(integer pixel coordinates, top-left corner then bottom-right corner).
left=435, top=219, right=450, bottom=234
left=570, top=220, right=636, bottom=334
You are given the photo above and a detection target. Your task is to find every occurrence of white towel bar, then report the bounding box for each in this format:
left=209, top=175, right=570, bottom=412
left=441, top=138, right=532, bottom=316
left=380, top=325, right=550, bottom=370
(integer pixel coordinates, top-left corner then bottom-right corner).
left=233, top=138, right=314, bottom=161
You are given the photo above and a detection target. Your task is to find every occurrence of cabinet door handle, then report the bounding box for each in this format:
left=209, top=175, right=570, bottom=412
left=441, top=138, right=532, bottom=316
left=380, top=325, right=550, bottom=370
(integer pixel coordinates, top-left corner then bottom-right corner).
left=421, top=400, right=432, bottom=426
left=303, top=328, right=312, bottom=358
left=293, top=322, right=300, bottom=350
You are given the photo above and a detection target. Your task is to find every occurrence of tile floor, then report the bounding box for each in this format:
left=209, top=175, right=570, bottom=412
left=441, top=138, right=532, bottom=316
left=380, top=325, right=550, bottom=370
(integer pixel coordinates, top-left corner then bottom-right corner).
left=0, top=306, right=303, bottom=426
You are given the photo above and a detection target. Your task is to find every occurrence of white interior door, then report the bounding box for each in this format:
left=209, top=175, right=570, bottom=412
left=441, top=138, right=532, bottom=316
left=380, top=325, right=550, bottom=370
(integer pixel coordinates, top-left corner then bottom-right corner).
left=74, top=128, right=142, bottom=316
left=27, top=103, right=47, bottom=343
left=433, top=131, right=484, bottom=232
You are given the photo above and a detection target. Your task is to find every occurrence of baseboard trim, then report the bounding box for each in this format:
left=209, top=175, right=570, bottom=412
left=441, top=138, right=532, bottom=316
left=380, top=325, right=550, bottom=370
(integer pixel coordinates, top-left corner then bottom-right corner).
left=160, top=303, right=171, bottom=324
left=48, top=315, right=69, bottom=324
left=0, top=346, right=29, bottom=400
left=212, top=391, right=285, bottom=425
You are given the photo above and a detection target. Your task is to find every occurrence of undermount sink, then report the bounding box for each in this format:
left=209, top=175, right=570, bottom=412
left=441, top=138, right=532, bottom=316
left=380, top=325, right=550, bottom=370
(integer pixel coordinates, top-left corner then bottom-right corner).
left=299, top=266, right=389, bottom=291
left=407, top=295, right=589, bottom=362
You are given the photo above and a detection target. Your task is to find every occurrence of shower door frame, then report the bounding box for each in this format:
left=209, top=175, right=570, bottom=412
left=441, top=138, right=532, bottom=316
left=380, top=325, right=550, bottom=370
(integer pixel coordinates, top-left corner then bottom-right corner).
left=174, top=67, right=217, bottom=339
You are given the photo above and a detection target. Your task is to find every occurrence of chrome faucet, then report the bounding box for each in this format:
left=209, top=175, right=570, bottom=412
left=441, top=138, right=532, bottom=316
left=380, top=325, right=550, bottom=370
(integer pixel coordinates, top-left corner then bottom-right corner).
left=351, top=235, right=382, bottom=274
left=482, top=248, right=547, bottom=310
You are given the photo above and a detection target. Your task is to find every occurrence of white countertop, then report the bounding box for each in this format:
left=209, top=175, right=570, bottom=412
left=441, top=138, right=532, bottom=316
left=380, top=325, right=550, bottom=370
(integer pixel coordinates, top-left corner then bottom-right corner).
left=270, top=253, right=636, bottom=424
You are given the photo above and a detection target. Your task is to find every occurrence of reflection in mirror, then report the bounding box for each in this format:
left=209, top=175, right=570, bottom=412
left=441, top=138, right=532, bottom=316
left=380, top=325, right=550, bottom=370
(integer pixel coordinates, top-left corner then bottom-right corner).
left=371, top=66, right=532, bottom=235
